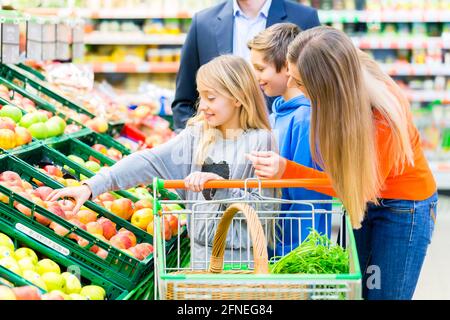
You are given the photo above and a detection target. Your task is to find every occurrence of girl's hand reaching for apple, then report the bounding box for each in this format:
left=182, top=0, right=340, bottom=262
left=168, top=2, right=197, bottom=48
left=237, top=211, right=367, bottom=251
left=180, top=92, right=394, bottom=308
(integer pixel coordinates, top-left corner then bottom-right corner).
left=246, top=151, right=287, bottom=179
left=46, top=185, right=92, bottom=214
left=184, top=172, right=224, bottom=192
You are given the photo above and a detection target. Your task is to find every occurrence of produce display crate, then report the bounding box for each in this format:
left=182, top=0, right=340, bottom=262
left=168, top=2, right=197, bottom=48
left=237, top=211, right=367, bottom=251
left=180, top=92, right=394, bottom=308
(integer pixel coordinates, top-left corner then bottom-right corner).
left=0, top=154, right=154, bottom=290
left=74, top=130, right=131, bottom=158
left=0, top=64, right=126, bottom=134
left=0, top=76, right=87, bottom=139
left=0, top=265, right=47, bottom=295
left=43, top=137, right=136, bottom=201
left=0, top=217, right=128, bottom=300
left=0, top=64, right=96, bottom=119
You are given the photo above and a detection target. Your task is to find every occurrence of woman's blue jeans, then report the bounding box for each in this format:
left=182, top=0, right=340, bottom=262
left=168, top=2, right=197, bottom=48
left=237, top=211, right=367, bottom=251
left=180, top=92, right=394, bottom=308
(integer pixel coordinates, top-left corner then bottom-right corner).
left=353, top=192, right=438, bottom=300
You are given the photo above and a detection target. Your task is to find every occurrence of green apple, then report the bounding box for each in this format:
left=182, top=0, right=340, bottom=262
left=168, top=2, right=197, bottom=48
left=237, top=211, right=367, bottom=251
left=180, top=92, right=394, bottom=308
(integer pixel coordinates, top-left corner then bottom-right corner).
left=63, top=165, right=76, bottom=176
left=17, top=257, right=37, bottom=272
left=84, top=161, right=101, bottom=173
left=19, top=112, right=41, bottom=128
left=45, top=121, right=61, bottom=137
left=0, top=105, right=22, bottom=123
left=42, top=272, right=66, bottom=292
left=80, top=174, right=88, bottom=181
left=0, top=257, right=22, bottom=276
left=165, top=203, right=183, bottom=212
left=0, top=246, right=13, bottom=259
left=80, top=285, right=106, bottom=300
left=0, top=233, right=14, bottom=251
left=135, top=187, right=152, bottom=200
left=46, top=116, right=66, bottom=135
left=36, top=259, right=60, bottom=275
left=69, top=293, right=87, bottom=300
left=28, top=122, right=48, bottom=139
left=23, top=270, right=47, bottom=291
left=14, top=247, right=38, bottom=265
left=35, top=112, right=48, bottom=123
left=61, top=272, right=82, bottom=294
left=67, top=155, right=85, bottom=166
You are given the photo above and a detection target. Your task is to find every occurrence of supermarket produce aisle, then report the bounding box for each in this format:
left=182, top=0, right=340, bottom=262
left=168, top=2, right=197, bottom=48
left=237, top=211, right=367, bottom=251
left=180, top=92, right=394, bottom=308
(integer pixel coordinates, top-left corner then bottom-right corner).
left=414, top=195, right=450, bottom=299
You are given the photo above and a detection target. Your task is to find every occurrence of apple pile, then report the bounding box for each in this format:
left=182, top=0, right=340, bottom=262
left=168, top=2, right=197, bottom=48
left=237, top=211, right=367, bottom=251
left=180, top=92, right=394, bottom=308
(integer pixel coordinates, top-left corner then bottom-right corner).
left=91, top=143, right=123, bottom=161
left=0, top=233, right=107, bottom=300
left=0, top=170, right=154, bottom=261
left=0, top=111, right=33, bottom=150
left=0, top=85, right=82, bottom=137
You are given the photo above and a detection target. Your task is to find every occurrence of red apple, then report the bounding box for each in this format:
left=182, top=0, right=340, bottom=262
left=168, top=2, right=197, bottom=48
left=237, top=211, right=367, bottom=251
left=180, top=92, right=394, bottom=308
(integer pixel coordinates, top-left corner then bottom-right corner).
left=14, top=127, right=32, bottom=146
left=106, top=148, right=122, bottom=161
left=45, top=202, right=66, bottom=220
left=110, top=198, right=134, bottom=220
left=134, top=243, right=153, bottom=260
left=50, top=222, right=69, bottom=237
left=76, top=210, right=97, bottom=224
left=0, top=171, right=21, bottom=182
left=12, top=286, right=41, bottom=300
left=103, top=201, right=113, bottom=211
left=166, top=215, right=179, bottom=236
left=43, top=165, right=63, bottom=178
left=58, top=199, right=75, bottom=212
left=96, top=248, right=109, bottom=260
left=118, top=228, right=137, bottom=247
left=42, top=291, right=64, bottom=300
left=32, top=186, right=53, bottom=201
left=163, top=217, right=172, bottom=241
left=64, top=210, right=77, bottom=220
left=64, top=124, right=81, bottom=134
left=88, top=156, right=101, bottom=165
left=97, top=193, right=115, bottom=202
left=134, top=199, right=153, bottom=211
left=128, top=246, right=144, bottom=260
left=97, top=217, right=117, bottom=240
left=34, top=213, right=51, bottom=226
left=68, top=219, right=87, bottom=240
left=22, top=181, right=33, bottom=191
left=86, top=221, right=103, bottom=236
left=0, top=117, right=16, bottom=131
left=92, top=144, right=107, bottom=155
left=110, top=234, right=132, bottom=250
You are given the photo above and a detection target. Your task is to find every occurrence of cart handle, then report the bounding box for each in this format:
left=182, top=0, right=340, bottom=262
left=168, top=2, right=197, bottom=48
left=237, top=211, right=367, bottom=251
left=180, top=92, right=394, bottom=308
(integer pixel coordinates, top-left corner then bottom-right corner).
left=157, top=178, right=331, bottom=190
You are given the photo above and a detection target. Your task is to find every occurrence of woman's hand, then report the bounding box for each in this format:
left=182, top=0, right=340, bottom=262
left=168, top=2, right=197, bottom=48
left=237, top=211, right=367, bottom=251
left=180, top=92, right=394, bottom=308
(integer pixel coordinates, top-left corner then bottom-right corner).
left=184, top=172, right=224, bottom=192
left=246, top=151, right=287, bottom=179
left=46, top=185, right=92, bottom=214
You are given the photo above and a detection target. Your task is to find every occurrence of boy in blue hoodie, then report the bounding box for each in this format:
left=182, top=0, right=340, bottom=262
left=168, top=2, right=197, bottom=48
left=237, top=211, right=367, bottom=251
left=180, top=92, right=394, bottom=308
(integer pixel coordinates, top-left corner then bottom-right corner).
left=248, top=23, right=331, bottom=257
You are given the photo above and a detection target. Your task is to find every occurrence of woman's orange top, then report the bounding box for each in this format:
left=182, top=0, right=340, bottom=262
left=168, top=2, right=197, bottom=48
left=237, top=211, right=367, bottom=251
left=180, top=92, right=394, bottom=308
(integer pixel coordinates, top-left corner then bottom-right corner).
left=282, top=110, right=437, bottom=201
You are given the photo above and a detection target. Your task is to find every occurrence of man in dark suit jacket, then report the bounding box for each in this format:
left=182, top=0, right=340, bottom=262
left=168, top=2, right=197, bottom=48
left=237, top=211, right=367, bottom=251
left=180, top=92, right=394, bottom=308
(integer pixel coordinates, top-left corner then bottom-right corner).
left=171, top=0, right=321, bottom=130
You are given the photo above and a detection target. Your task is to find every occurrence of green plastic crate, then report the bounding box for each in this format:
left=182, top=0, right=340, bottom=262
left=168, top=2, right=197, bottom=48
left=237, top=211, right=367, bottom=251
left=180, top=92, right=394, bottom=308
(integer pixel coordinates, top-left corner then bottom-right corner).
left=0, top=154, right=154, bottom=290
left=76, top=131, right=131, bottom=157
left=0, top=64, right=127, bottom=133
left=0, top=76, right=87, bottom=139
left=43, top=138, right=137, bottom=201
left=0, top=64, right=96, bottom=119
left=0, top=218, right=128, bottom=300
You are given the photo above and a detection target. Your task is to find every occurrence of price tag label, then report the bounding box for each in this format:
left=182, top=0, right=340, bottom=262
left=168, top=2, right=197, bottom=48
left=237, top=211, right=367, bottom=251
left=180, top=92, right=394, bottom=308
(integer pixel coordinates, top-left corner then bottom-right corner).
left=16, top=223, right=70, bottom=256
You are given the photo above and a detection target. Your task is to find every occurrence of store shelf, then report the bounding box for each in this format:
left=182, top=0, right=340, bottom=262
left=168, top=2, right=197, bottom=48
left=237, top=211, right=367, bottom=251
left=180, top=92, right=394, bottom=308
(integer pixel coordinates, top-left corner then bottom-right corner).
left=352, top=37, right=448, bottom=49
left=319, top=10, right=450, bottom=23
left=380, top=63, right=450, bottom=76
left=406, top=90, right=450, bottom=103
left=84, top=31, right=186, bottom=45
left=24, top=8, right=450, bottom=22
left=84, top=62, right=179, bottom=73
left=429, top=161, right=450, bottom=189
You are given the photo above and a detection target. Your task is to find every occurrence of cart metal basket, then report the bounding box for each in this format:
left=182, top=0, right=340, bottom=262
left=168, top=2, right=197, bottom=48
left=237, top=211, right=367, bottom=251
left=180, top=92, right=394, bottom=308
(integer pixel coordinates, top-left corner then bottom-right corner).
left=153, top=178, right=362, bottom=300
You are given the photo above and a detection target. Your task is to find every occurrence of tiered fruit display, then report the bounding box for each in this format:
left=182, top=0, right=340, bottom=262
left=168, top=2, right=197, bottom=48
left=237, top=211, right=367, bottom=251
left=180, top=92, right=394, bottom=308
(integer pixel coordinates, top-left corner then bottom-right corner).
left=0, top=106, right=32, bottom=150
left=0, top=233, right=107, bottom=300
left=37, top=162, right=182, bottom=242
left=0, top=84, right=81, bottom=137
left=0, top=170, right=153, bottom=261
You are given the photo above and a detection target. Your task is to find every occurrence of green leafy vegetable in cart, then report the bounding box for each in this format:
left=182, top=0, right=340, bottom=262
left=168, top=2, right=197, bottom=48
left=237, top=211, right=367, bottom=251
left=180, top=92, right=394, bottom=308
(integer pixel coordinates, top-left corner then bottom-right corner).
left=270, top=230, right=349, bottom=274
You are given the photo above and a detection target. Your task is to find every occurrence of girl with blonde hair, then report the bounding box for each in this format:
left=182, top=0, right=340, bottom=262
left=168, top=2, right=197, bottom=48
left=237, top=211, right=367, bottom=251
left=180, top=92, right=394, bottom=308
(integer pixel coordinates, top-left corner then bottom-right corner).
left=248, top=26, right=437, bottom=300
left=48, top=55, right=276, bottom=267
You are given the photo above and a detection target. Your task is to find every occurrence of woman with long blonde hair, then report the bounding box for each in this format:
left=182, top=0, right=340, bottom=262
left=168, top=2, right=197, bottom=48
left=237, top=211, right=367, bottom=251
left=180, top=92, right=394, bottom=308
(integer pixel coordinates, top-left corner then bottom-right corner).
left=48, top=55, right=276, bottom=267
left=248, top=26, right=438, bottom=300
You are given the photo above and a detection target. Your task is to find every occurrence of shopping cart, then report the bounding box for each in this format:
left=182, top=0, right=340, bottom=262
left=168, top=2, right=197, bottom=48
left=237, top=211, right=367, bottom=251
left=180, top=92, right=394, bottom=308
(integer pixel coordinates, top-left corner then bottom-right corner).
left=152, top=178, right=362, bottom=300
